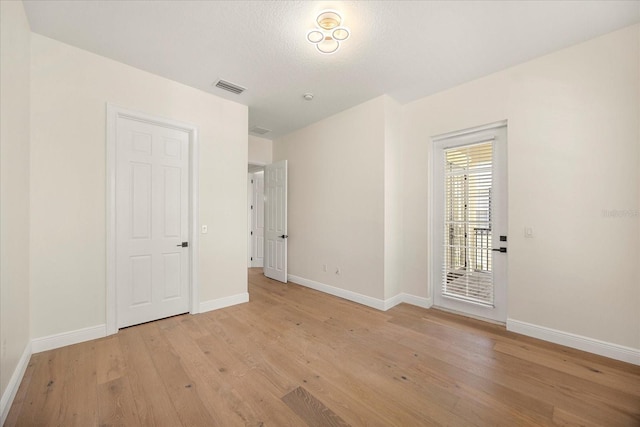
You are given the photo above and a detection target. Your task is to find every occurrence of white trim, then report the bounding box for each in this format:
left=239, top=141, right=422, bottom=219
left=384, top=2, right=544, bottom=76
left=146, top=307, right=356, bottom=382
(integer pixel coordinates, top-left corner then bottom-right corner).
left=289, top=275, right=386, bottom=310
left=507, top=319, right=640, bottom=366
left=288, top=275, right=433, bottom=312
left=247, top=172, right=254, bottom=267
left=382, top=293, right=433, bottom=311
left=248, top=161, right=268, bottom=167
left=434, top=305, right=505, bottom=326
left=429, top=122, right=509, bottom=323
left=399, top=293, right=433, bottom=309
left=31, top=324, right=106, bottom=354
left=106, top=103, right=200, bottom=332
left=199, top=293, right=250, bottom=313
left=190, top=128, right=200, bottom=314
left=432, top=119, right=508, bottom=142
left=383, top=294, right=404, bottom=311
left=1, top=342, right=32, bottom=425
left=427, top=129, right=436, bottom=316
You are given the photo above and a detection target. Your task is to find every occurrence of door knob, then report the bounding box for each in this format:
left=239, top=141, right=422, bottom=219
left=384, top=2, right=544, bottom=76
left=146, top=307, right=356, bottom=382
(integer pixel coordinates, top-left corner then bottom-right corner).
left=279, top=235, right=288, bottom=239
left=177, top=242, right=189, bottom=247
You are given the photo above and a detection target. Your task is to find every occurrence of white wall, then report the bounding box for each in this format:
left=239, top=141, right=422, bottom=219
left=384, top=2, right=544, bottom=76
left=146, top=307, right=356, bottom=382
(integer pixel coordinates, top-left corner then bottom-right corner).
left=383, top=97, right=404, bottom=299
left=402, top=24, right=640, bottom=349
left=249, top=134, right=273, bottom=165
left=272, top=24, right=639, bottom=357
left=30, top=34, right=248, bottom=339
left=0, top=0, right=31, bottom=407
left=273, top=97, right=386, bottom=299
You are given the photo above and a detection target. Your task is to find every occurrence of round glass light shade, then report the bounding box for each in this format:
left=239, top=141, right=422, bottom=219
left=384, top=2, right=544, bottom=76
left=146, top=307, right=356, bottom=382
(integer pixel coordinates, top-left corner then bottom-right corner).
left=316, top=10, right=341, bottom=30
left=332, top=27, right=350, bottom=41
left=316, top=37, right=339, bottom=54
left=306, top=30, right=324, bottom=44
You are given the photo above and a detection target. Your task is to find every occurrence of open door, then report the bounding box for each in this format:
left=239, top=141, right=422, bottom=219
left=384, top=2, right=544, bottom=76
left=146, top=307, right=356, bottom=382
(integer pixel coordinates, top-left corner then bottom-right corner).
left=264, top=160, right=288, bottom=282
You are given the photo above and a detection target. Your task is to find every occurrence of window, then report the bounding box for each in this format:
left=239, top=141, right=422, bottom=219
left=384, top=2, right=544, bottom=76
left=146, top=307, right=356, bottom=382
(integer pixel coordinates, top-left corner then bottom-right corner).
left=443, top=141, right=494, bottom=306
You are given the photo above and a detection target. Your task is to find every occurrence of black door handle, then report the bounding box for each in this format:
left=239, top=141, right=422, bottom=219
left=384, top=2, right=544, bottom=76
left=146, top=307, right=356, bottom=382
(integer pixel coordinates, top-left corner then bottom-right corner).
left=279, top=235, right=288, bottom=239
left=177, top=242, right=189, bottom=247
left=492, top=247, right=507, bottom=253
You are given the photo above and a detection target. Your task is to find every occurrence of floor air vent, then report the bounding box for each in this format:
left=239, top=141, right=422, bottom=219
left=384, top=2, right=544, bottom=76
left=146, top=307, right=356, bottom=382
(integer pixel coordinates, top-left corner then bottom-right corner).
left=214, top=79, right=246, bottom=95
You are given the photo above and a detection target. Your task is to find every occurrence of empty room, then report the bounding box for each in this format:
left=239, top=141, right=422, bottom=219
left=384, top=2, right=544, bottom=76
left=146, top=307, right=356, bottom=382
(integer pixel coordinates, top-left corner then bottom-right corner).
left=1, top=1, right=639, bottom=426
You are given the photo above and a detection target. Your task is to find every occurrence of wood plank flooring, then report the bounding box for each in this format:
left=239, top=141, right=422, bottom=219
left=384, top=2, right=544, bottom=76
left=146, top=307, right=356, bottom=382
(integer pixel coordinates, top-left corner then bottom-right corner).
left=6, top=268, right=640, bottom=426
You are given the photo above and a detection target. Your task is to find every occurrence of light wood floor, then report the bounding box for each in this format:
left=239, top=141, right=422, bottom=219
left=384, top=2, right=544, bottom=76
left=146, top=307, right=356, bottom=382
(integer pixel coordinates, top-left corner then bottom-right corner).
left=6, top=268, right=640, bottom=426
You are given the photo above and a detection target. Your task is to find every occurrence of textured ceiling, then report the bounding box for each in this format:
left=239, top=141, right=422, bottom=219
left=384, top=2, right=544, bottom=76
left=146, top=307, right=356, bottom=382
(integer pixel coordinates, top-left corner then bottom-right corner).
left=23, top=1, right=640, bottom=139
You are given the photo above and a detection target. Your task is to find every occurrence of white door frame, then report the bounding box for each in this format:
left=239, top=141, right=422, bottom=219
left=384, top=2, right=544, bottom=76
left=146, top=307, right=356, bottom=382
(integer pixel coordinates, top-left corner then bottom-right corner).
left=106, top=104, right=200, bottom=336
left=248, top=162, right=266, bottom=268
left=429, top=120, right=508, bottom=322
left=248, top=172, right=254, bottom=267
left=263, top=160, right=288, bottom=283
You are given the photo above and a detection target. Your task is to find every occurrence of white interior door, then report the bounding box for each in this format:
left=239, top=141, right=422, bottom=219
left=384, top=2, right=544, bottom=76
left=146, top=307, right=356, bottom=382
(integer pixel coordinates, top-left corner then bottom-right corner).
left=264, top=160, right=288, bottom=282
left=251, top=171, right=265, bottom=267
left=432, top=123, right=507, bottom=322
left=116, top=117, right=190, bottom=328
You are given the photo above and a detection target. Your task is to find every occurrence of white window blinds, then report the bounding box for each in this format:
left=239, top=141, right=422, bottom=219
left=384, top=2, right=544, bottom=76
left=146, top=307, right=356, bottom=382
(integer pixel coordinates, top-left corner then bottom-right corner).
left=442, top=141, right=494, bottom=306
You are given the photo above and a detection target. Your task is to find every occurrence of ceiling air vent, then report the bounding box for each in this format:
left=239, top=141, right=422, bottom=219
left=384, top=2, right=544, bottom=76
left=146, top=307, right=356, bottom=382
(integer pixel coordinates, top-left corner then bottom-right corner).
left=214, top=79, right=246, bottom=95
left=250, top=126, right=271, bottom=135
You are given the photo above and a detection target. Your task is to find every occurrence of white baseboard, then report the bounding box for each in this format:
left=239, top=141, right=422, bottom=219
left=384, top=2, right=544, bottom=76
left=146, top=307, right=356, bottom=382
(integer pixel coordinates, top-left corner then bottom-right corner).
left=289, top=275, right=387, bottom=310
left=31, top=324, right=106, bottom=354
left=199, top=292, right=249, bottom=313
left=1, top=341, right=32, bottom=425
left=383, top=293, right=404, bottom=311
left=507, top=319, right=640, bottom=366
left=30, top=294, right=250, bottom=354
left=288, top=274, right=433, bottom=312
left=398, top=293, right=433, bottom=309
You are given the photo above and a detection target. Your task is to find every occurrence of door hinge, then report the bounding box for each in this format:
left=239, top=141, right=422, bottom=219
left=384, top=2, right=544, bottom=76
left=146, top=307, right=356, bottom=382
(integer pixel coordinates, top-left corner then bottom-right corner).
left=251, top=179, right=254, bottom=184
left=251, top=205, right=253, bottom=210
left=251, top=257, right=253, bottom=261
left=251, top=231, right=253, bottom=235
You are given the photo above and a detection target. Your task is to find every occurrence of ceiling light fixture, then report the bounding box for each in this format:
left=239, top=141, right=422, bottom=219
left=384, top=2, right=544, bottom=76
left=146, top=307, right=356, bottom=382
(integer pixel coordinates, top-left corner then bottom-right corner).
left=306, top=9, right=350, bottom=55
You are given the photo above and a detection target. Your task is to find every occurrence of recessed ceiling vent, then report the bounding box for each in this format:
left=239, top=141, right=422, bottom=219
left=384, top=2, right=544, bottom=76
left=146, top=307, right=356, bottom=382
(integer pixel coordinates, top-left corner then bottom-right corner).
left=250, top=126, right=271, bottom=135
left=214, top=79, right=246, bottom=95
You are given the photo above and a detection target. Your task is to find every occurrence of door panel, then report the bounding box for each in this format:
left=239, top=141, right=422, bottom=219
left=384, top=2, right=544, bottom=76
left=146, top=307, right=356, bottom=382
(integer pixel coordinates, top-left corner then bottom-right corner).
left=433, top=123, right=507, bottom=322
left=252, top=171, right=265, bottom=267
left=116, top=117, right=190, bottom=328
left=264, top=160, right=288, bottom=282
left=162, top=166, right=181, bottom=237
left=131, top=163, right=152, bottom=239
left=162, top=252, right=181, bottom=299
left=130, top=255, right=152, bottom=305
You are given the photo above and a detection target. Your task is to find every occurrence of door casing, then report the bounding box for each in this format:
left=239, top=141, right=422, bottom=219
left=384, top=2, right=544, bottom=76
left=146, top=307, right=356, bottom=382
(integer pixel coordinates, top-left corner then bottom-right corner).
left=106, top=104, right=200, bottom=335
left=429, top=120, right=508, bottom=323
left=263, top=160, right=288, bottom=282
left=249, top=170, right=265, bottom=268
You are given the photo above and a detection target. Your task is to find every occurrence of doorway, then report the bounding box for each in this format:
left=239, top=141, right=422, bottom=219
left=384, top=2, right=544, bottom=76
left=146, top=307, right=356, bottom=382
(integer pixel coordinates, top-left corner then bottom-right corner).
left=247, top=160, right=288, bottom=283
left=263, top=160, right=288, bottom=282
left=431, top=121, right=507, bottom=322
left=248, top=164, right=265, bottom=268
left=106, top=105, right=199, bottom=335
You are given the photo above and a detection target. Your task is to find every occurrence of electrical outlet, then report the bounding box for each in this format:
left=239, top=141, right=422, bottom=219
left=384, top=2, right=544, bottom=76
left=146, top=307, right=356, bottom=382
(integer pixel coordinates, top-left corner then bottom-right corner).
left=201, top=225, right=208, bottom=234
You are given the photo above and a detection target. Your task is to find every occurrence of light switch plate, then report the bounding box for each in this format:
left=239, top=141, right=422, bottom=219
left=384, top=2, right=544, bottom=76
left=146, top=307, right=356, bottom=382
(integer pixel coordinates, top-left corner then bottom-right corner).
left=201, top=225, right=208, bottom=234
